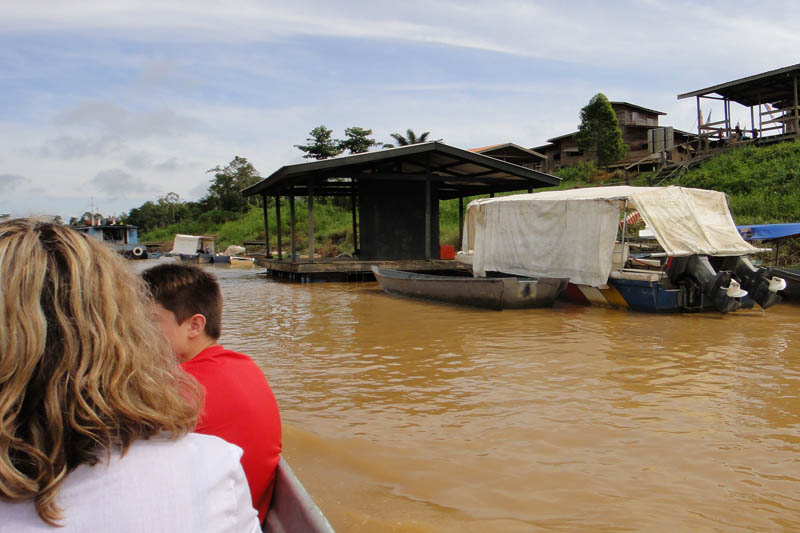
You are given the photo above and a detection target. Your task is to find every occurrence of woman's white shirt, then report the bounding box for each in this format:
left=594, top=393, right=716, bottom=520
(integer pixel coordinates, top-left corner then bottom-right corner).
left=0, top=433, right=261, bottom=532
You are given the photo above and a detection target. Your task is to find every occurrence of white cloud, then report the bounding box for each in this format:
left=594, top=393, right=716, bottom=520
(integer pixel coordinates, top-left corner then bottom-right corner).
left=0, top=173, right=30, bottom=193
left=6, top=1, right=799, bottom=74
left=2, top=0, right=799, bottom=221
left=88, top=168, right=160, bottom=197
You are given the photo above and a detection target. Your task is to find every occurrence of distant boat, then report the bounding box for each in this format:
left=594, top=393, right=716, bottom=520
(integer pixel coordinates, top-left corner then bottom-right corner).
left=262, top=457, right=334, bottom=533
left=737, top=223, right=800, bottom=302
left=230, top=256, right=255, bottom=267
left=212, top=245, right=255, bottom=266
left=74, top=222, right=147, bottom=259
left=371, top=266, right=567, bottom=310
left=170, top=234, right=216, bottom=262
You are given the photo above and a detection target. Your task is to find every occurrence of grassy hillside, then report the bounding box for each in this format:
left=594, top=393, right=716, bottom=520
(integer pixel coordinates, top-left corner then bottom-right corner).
left=669, top=141, right=800, bottom=224
left=145, top=141, right=800, bottom=253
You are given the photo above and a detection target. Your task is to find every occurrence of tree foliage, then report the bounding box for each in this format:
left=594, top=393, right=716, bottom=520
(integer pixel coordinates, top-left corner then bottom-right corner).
left=575, top=93, right=627, bottom=166
left=384, top=129, right=431, bottom=148
left=338, top=126, right=379, bottom=154
left=204, top=156, right=262, bottom=213
left=295, top=125, right=343, bottom=160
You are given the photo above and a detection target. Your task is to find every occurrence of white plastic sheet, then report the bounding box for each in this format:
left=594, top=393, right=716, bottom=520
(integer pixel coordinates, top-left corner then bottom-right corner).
left=462, top=186, right=758, bottom=287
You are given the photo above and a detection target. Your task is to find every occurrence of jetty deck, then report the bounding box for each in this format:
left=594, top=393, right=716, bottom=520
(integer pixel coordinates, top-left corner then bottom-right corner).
left=256, top=257, right=470, bottom=283
left=256, top=257, right=469, bottom=282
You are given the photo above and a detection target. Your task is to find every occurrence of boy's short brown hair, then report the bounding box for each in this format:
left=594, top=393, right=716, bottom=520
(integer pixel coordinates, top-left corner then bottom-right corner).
left=142, top=263, right=223, bottom=339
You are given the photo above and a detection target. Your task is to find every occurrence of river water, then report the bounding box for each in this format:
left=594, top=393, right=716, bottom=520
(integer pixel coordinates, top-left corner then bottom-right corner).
left=138, top=260, right=800, bottom=531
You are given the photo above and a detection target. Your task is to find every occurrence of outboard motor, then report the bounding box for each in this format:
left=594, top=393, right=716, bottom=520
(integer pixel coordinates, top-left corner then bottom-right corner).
left=668, top=255, right=746, bottom=313
left=715, top=256, right=786, bottom=309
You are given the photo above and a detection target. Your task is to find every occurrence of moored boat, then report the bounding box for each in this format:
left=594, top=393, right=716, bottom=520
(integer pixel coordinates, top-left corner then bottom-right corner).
left=371, top=266, right=567, bottom=310
left=170, top=234, right=216, bottom=262
left=263, top=457, right=334, bottom=533
left=74, top=222, right=147, bottom=259
left=737, top=223, right=800, bottom=302
left=459, top=186, right=786, bottom=313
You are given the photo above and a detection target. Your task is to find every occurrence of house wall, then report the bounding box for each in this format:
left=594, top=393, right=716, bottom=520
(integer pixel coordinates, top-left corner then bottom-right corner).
left=620, top=126, right=651, bottom=163
left=612, top=106, right=660, bottom=127
left=358, top=180, right=440, bottom=260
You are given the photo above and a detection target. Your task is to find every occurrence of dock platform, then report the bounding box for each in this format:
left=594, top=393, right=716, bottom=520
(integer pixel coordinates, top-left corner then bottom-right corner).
left=255, top=257, right=470, bottom=282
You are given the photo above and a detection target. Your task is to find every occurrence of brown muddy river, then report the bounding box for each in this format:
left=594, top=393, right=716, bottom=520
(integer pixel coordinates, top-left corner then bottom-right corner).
left=139, top=260, right=800, bottom=531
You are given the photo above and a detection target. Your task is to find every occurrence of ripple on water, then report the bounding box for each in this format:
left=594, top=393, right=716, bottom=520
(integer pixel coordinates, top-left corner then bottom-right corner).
left=153, top=262, right=800, bottom=532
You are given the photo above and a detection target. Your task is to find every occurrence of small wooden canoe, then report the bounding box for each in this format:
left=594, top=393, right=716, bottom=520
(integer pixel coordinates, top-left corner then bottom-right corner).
left=263, top=457, right=334, bottom=533
left=371, top=266, right=568, bottom=310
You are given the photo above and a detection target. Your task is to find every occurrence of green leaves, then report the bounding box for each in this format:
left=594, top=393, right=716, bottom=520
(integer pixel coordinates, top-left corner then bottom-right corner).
left=576, top=93, right=627, bottom=167
left=294, top=126, right=343, bottom=160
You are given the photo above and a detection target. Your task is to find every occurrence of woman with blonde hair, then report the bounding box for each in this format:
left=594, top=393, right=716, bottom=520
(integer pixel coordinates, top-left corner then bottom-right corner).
left=0, top=219, right=260, bottom=532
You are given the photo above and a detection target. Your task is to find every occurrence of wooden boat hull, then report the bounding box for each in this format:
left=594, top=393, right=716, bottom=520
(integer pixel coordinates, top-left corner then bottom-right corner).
left=371, top=266, right=567, bottom=310
left=565, top=278, right=682, bottom=312
left=263, top=457, right=334, bottom=533
left=565, top=270, right=756, bottom=313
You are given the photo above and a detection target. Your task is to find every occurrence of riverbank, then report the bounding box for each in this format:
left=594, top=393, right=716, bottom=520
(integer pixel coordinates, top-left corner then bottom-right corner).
left=141, top=141, right=800, bottom=259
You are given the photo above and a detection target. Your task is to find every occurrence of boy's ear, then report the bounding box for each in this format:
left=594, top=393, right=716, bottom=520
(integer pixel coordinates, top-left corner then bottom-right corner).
left=186, top=313, right=207, bottom=339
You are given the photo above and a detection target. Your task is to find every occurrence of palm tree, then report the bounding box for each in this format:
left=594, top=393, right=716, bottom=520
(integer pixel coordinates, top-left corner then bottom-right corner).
left=383, top=129, right=431, bottom=148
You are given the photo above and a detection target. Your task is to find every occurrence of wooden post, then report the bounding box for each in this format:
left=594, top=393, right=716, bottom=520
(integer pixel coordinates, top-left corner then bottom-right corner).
left=724, top=98, right=730, bottom=139
left=289, top=194, right=296, bottom=262
left=794, top=75, right=799, bottom=139
left=750, top=105, right=756, bottom=139
left=275, top=193, right=282, bottom=260
left=307, top=180, right=315, bottom=260
left=696, top=96, right=703, bottom=151
left=458, top=196, right=464, bottom=251
left=262, top=194, right=271, bottom=258
left=425, top=155, right=431, bottom=260
left=351, top=184, right=358, bottom=254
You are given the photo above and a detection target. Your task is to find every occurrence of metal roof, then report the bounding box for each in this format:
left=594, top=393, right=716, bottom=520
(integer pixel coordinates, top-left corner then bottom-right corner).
left=610, top=101, right=665, bottom=116
left=677, top=63, right=800, bottom=107
left=242, top=141, right=560, bottom=200
left=470, top=142, right=548, bottom=160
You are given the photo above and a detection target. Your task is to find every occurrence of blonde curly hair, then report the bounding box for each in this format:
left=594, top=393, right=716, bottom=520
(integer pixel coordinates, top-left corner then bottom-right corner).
left=0, top=219, right=202, bottom=525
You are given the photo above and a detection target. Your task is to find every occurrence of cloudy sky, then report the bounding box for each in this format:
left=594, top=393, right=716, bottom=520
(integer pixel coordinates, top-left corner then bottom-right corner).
left=2, top=1, right=799, bottom=220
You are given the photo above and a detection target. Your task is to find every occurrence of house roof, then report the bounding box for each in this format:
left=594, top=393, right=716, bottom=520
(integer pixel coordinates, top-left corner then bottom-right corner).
left=547, top=131, right=578, bottom=143
left=470, top=142, right=547, bottom=160
left=677, top=63, right=800, bottom=107
left=242, top=141, right=561, bottom=200
left=610, top=101, right=666, bottom=116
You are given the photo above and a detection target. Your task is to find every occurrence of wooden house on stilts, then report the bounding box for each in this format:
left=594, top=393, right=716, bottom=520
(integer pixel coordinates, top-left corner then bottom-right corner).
left=678, top=63, right=800, bottom=150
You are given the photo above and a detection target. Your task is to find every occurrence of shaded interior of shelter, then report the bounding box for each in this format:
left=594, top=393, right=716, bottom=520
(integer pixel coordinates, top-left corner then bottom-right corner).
left=242, top=142, right=560, bottom=280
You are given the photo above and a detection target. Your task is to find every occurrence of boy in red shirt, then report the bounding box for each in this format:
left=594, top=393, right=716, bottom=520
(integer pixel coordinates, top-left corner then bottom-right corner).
left=142, top=264, right=281, bottom=523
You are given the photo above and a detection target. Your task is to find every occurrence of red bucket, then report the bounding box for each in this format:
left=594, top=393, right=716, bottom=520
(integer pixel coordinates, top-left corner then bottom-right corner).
left=440, top=244, right=455, bottom=260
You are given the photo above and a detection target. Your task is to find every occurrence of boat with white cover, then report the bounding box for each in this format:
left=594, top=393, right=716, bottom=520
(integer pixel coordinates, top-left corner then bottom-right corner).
left=458, top=186, right=785, bottom=313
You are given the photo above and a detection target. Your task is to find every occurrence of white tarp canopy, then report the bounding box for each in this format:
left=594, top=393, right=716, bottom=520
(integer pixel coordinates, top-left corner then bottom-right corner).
left=462, top=186, right=759, bottom=287
left=223, top=245, right=246, bottom=256
left=170, top=234, right=215, bottom=255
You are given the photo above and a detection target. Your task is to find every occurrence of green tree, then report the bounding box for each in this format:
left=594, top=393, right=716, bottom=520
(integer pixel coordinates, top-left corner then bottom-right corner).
left=295, top=125, right=343, bottom=160
left=159, top=192, right=182, bottom=223
left=204, top=156, right=262, bottom=213
left=126, top=200, right=170, bottom=231
left=338, top=126, right=379, bottom=154
left=575, top=93, right=627, bottom=167
left=384, top=129, right=431, bottom=148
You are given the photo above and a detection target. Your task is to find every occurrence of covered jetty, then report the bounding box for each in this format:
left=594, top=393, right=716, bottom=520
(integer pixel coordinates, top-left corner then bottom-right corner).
left=242, top=141, right=560, bottom=281
left=678, top=63, right=800, bottom=150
